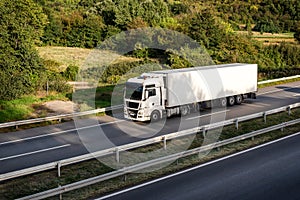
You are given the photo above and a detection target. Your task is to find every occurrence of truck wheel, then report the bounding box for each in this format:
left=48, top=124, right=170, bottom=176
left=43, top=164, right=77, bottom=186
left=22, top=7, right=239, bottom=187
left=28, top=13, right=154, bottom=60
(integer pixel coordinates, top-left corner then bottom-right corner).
left=180, top=105, right=190, bottom=116
left=235, top=95, right=243, bottom=105
left=220, top=98, right=227, bottom=107
left=227, top=96, right=235, bottom=106
left=151, top=110, right=160, bottom=122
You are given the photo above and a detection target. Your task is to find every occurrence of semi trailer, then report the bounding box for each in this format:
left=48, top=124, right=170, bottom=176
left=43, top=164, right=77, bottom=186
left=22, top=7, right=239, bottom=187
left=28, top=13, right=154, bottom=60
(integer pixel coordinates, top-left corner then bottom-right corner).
left=124, top=63, right=257, bottom=122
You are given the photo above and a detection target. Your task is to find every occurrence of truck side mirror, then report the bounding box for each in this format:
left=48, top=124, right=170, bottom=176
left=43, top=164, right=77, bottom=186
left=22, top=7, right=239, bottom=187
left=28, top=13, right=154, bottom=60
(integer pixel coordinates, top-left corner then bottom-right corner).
left=144, top=90, right=149, bottom=100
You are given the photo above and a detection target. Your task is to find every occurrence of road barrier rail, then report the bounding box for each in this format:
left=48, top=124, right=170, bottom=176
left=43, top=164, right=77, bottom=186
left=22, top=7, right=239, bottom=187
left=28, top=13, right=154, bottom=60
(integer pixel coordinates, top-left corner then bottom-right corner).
left=17, top=117, right=300, bottom=200
left=1, top=102, right=300, bottom=183
left=0, top=105, right=123, bottom=129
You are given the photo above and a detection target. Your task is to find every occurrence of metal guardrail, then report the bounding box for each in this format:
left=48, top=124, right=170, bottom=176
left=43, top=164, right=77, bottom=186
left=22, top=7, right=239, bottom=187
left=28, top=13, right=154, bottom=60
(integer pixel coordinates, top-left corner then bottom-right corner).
left=17, top=118, right=300, bottom=200
left=258, top=75, right=300, bottom=85
left=1, top=102, right=300, bottom=182
left=0, top=105, right=123, bottom=129
left=0, top=75, right=299, bottom=129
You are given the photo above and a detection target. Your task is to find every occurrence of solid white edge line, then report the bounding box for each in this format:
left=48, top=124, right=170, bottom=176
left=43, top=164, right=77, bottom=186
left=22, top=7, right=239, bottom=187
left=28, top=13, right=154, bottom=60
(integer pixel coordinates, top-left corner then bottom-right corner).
left=0, top=144, right=71, bottom=161
left=95, top=131, right=300, bottom=200
left=186, top=110, right=229, bottom=121
left=0, top=120, right=125, bottom=146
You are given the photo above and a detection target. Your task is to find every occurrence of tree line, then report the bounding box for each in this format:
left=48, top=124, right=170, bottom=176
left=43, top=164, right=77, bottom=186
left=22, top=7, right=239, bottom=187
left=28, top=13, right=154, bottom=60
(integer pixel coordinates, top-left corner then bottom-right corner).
left=1, top=0, right=300, bottom=100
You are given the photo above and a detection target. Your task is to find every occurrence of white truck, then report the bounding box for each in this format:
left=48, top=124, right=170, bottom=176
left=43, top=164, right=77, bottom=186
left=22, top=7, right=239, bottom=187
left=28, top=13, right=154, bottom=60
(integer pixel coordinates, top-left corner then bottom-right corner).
left=124, top=63, right=257, bottom=121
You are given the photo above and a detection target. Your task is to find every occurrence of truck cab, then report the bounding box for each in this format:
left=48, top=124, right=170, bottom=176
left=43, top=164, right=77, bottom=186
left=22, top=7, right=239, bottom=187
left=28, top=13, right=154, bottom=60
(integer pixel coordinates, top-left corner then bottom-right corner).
left=124, top=74, right=164, bottom=121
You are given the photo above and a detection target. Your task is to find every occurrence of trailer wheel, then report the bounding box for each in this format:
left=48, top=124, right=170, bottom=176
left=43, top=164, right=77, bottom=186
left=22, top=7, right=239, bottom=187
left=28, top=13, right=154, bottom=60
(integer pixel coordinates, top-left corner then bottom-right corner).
left=227, top=96, right=235, bottom=106
left=180, top=105, right=190, bottom=116
left=235, top=95, right=243, bottom=105
left=220, top=98, right=227, bottom=107
left=150, top=110, right=160, bottom=122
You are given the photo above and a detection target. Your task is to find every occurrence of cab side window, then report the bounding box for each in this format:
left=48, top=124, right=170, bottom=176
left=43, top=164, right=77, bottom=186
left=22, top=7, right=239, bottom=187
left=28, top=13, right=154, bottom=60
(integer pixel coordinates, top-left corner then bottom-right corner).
left=148, top=88, right=156, bottom=97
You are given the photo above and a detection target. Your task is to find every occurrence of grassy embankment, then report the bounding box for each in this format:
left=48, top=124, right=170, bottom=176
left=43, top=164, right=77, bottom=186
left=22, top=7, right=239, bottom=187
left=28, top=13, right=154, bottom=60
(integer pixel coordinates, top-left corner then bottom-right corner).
left=1, top=107, right=300, bottom=199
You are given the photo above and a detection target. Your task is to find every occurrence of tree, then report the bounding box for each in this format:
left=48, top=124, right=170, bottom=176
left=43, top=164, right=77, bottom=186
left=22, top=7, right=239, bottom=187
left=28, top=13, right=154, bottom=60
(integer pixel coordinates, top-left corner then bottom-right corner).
left=0, top=0, right=47, bottom=100
left=295, top=22, right=300, bottom=43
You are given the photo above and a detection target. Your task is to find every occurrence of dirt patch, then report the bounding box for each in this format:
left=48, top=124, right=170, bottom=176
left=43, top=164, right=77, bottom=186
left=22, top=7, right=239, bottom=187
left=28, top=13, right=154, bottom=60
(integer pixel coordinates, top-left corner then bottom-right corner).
left=33, top=100, right=78, bottom=117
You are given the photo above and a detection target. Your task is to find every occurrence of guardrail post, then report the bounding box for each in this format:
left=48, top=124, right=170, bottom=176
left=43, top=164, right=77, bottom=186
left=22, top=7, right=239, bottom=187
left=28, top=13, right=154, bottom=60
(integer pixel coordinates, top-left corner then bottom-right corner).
left=263, top=112, right=267, bottom=124
left=287, top=106, right=291, bottom=116
left=15, top=125, right=18, bottom=130
left=163, top=136, right=167, bottom=150
left=202, top=128, right=206, bottom=138
left=281, top=123, right=285, bottom=132
left=58, top=185, right=62, bottom=200
left=116, top=148, right=120, bottom=163
left=57, top=162, right=61, bottom=177
left=235, top=119, right=239, bottom=130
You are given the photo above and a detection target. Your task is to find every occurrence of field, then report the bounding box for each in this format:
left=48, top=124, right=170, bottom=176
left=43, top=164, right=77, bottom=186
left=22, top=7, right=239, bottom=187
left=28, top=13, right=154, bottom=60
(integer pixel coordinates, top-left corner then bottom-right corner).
left=37, top=46, right=141, bottom=72
left=37, top=46, right=92, bottom=72
left=236, top=31, right=296, bottom=45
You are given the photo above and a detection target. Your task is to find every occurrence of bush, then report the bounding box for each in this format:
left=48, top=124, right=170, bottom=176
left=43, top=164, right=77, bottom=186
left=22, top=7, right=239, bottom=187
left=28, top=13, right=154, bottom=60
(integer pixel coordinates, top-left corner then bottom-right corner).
left=63, top=65, right=79, bottom=81
left=40, top=72, right=72, bottom=94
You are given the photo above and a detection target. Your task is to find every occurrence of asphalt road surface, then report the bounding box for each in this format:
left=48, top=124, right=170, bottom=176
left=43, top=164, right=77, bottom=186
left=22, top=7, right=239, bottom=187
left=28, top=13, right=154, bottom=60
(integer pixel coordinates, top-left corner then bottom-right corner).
left=98, top=132, right=300, bottom=200
left=0, top=81, right=300, bottom=174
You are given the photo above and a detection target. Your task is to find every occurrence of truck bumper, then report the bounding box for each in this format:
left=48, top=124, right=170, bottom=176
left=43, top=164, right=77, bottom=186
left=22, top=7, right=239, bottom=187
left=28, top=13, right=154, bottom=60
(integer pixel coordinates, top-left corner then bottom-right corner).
left=124, top=108, right=150, bottom=121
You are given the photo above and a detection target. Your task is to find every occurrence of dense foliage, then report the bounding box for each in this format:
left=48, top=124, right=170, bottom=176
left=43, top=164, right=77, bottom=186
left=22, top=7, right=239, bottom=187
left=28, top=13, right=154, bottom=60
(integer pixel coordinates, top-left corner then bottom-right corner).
left=1, top=0, right=300, bottom=100
left=0, top=0, right=47, bottom=100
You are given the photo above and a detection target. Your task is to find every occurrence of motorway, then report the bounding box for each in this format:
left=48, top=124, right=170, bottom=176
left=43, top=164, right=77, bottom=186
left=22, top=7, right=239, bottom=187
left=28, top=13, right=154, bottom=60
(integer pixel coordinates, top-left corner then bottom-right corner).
left=98, top=132, right=300, bottom=200
left=0, top=81, right=300, bottom=174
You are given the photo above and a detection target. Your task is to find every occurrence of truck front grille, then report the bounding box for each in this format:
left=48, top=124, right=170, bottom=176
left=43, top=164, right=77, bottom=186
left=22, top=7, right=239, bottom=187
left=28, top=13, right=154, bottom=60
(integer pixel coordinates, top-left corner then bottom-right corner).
left=126, top=101, right=139, bottom=109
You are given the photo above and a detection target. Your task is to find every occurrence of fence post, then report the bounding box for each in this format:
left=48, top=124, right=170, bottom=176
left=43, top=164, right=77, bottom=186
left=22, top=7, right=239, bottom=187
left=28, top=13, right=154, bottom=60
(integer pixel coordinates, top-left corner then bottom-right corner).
left=46, top=81, right=49, bottom=96
left=57, top=162, right=61, bottom=177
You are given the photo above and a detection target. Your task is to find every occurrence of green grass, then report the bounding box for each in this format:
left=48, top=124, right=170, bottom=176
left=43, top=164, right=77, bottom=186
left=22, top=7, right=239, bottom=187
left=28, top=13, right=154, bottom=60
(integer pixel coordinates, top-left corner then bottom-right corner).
left=1, top=108, right=300, bottom=200
left=71, top=84, right=123, bottom=110
left=0, top=93, right=69, bottom=123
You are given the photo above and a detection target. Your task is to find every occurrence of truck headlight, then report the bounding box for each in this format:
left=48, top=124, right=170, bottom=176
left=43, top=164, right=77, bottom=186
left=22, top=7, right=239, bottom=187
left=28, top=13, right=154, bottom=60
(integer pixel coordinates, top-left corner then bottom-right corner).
left=138, top=110, right=144, bottom=115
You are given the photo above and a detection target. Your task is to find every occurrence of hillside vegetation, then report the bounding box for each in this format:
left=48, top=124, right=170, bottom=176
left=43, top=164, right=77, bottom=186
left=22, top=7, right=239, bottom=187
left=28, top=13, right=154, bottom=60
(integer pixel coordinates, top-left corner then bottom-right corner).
left=1, top=0, right=300, bottom=102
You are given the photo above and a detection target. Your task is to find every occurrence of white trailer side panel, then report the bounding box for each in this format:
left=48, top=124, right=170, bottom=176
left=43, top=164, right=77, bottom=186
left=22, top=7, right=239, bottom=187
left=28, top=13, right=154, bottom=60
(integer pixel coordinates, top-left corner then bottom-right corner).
left=165, top=64, right=257, bottom=107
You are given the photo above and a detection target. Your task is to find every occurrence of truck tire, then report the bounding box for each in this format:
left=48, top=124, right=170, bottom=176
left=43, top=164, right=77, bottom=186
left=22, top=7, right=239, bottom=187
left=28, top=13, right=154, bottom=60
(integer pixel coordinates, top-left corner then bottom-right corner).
left=180, top=105, right=190, bottom=116
left=235, top=95, right=243, bottom=105
left=220, top=98, right=227, bottom=107
left=227, top=96, right=235, bottom=106
left=151, top=110, right=160, bottom=122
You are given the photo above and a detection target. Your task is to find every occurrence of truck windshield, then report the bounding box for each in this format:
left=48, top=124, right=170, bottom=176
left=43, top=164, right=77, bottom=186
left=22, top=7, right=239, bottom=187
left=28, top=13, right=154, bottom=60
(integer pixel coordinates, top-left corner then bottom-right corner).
left=125, top=82, right=143, bottom=100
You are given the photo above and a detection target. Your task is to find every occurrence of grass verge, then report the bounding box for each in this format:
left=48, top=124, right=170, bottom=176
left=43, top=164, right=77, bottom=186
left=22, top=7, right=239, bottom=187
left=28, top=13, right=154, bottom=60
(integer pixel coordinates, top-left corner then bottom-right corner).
left=1, top=108, right=300, bottom=200
left=0, top=93, right=69, bottom=123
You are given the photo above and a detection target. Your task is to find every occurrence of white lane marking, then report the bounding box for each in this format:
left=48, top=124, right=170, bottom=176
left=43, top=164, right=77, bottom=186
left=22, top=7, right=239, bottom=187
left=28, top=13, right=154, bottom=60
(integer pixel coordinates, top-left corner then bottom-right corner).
left=244, top=102, right=270, bottom=108
left=186, top=110, right=229, bottom=121
left=258, top=84, right=300, bottom=96
left=0, top=144, right=71, bottom=161
left=0, top=120, right=125, bottom=146
left=95, top=131, right=300, bottom=200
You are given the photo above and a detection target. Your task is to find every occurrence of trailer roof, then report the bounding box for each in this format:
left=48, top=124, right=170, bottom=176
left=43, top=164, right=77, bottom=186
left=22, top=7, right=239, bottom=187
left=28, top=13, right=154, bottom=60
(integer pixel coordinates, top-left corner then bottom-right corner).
left=151, top=63, right=256, bottom=74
